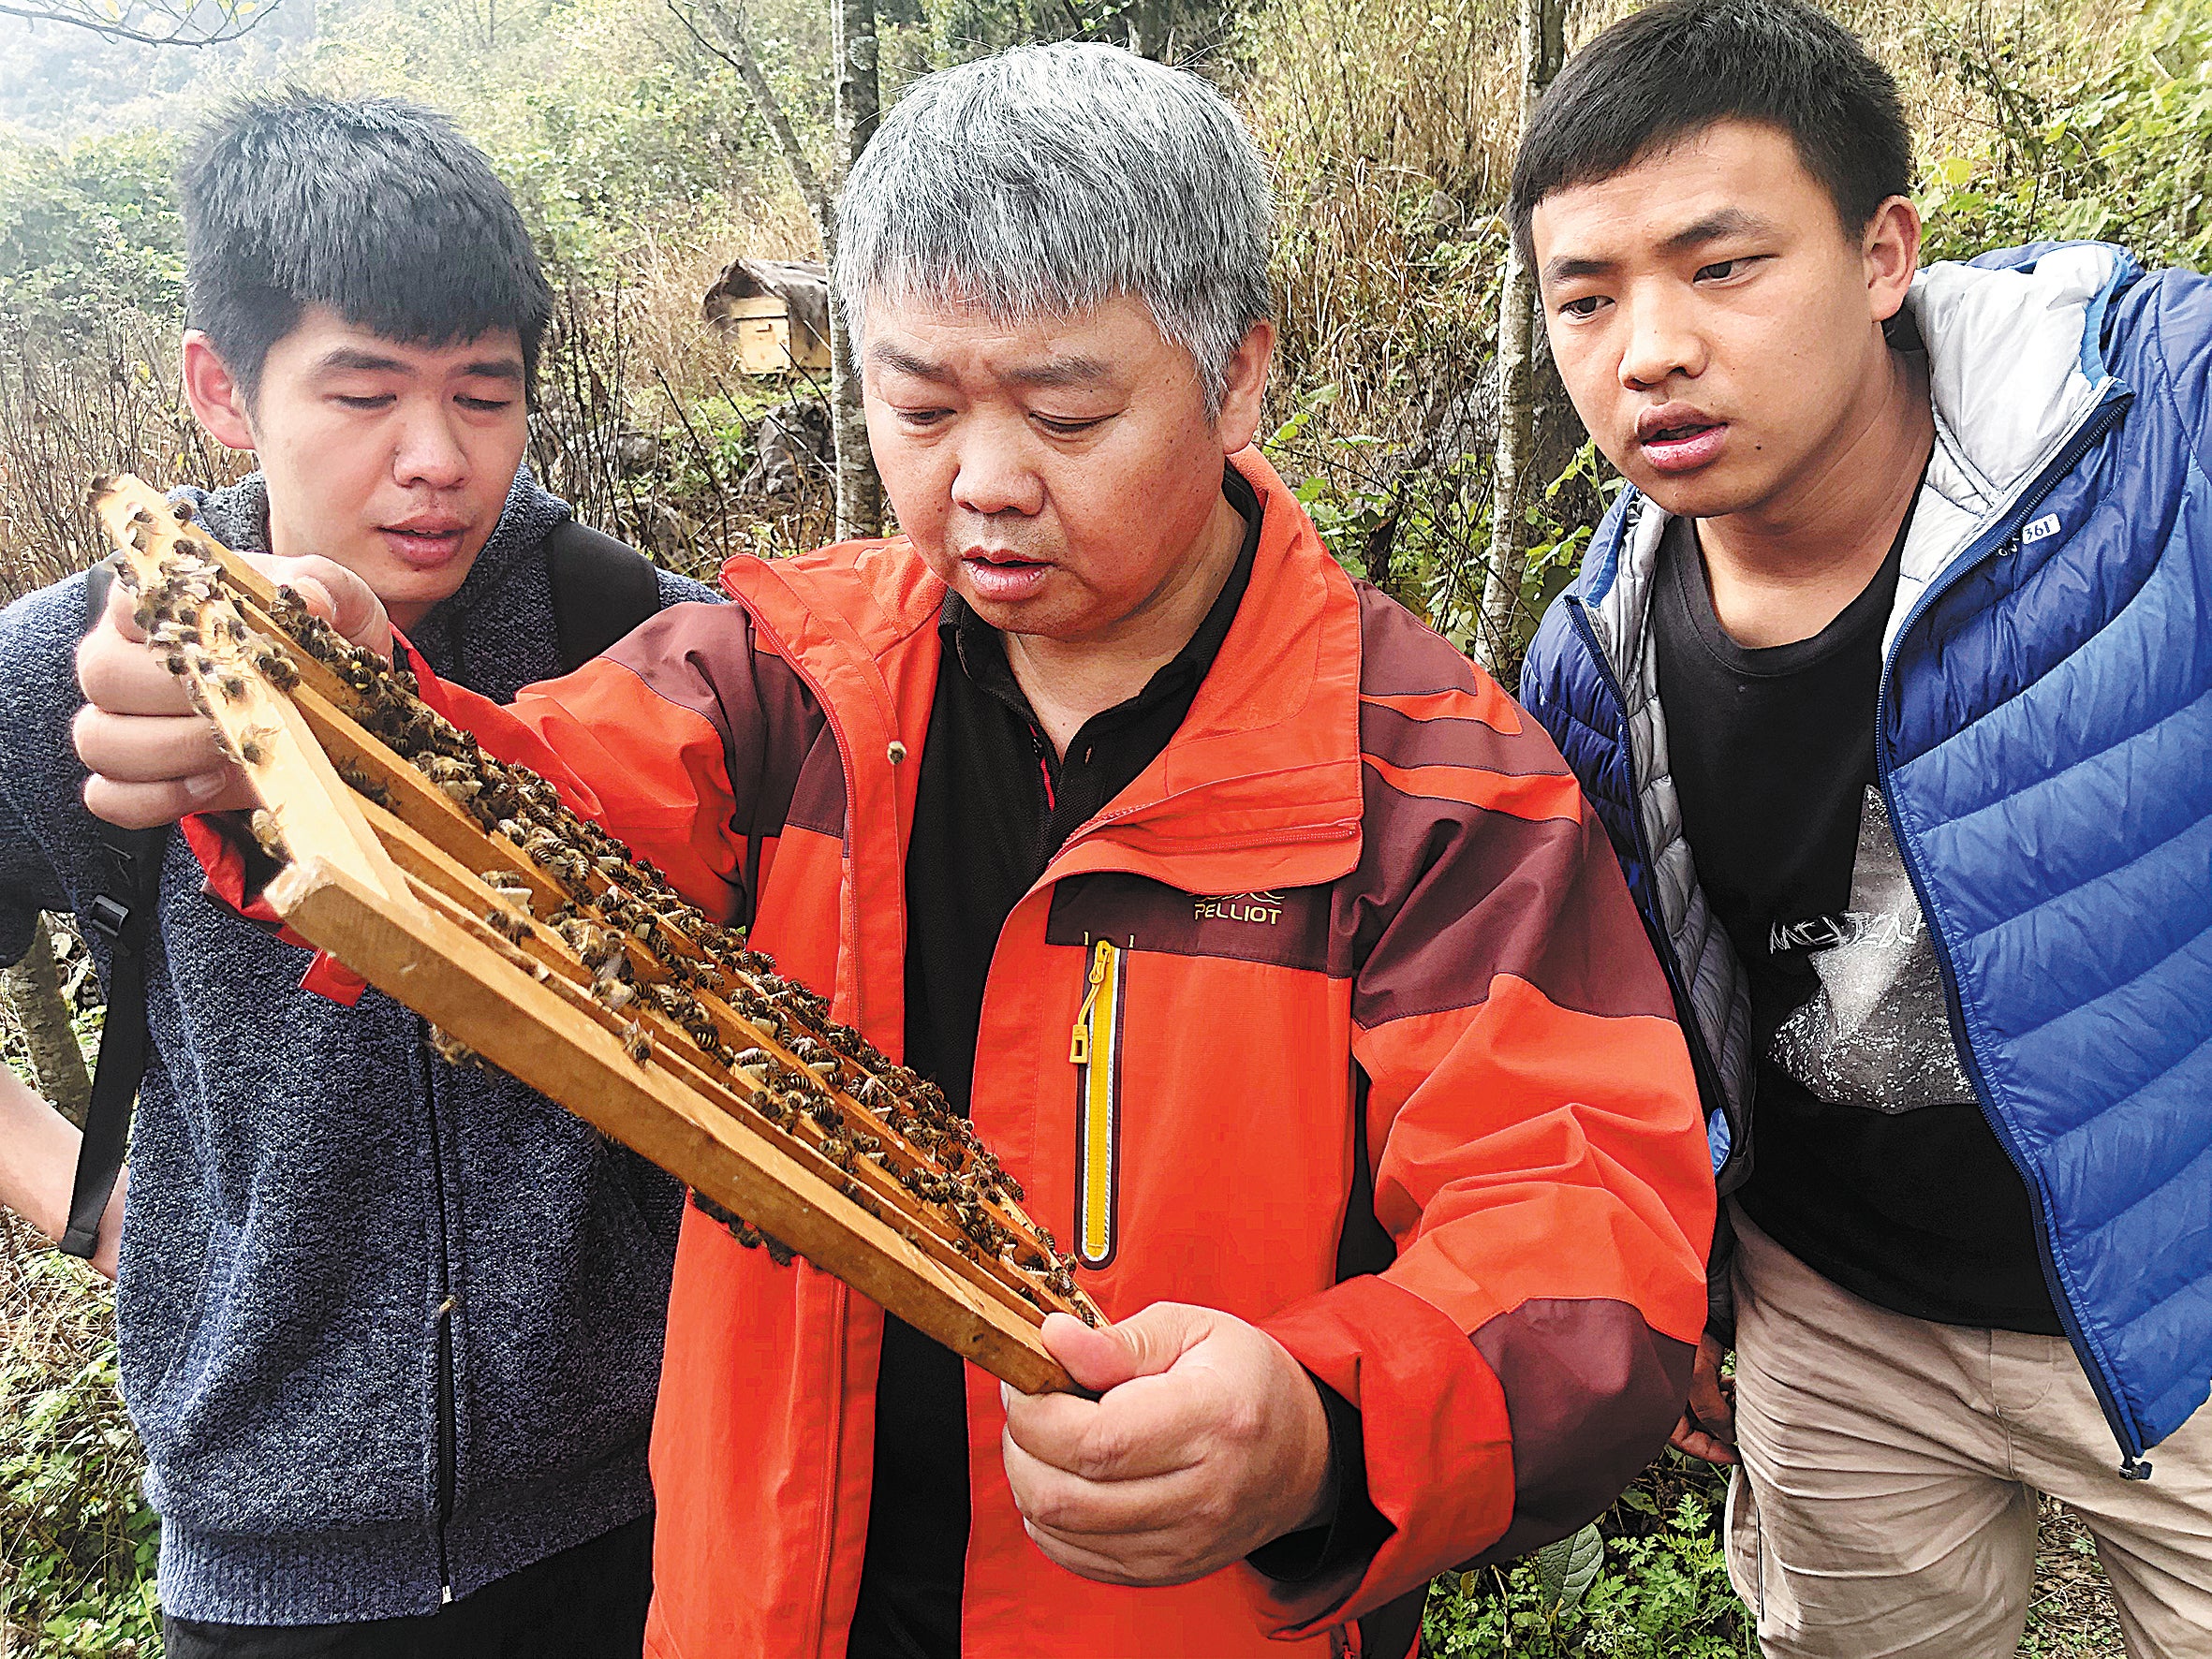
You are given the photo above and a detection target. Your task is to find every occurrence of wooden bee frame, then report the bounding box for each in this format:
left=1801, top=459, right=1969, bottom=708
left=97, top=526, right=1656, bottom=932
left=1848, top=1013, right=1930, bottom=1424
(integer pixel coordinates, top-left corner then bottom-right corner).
left=92, top=474, right=1097, bottom=1395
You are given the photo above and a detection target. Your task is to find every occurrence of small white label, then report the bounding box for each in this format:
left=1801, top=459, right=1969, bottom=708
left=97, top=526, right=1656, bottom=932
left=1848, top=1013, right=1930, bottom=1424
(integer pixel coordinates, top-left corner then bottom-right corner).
left=2022, top=513, right=2062, bottom=544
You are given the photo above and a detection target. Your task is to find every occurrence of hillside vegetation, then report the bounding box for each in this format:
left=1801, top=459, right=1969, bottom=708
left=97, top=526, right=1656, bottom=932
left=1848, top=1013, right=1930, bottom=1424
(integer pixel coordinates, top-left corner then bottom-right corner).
left=3, top=0, right=2202, bottom=1650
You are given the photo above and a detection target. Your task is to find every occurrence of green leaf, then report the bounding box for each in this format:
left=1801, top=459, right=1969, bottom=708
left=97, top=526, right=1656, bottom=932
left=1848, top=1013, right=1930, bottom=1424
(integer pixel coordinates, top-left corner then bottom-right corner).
left=1532, top=1520, right=1604, bottom=1614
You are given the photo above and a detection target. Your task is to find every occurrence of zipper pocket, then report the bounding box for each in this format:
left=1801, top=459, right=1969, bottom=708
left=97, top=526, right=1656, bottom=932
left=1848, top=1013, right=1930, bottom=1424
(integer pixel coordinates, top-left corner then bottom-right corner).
left=1069, top=938, right=1126, bottom=1270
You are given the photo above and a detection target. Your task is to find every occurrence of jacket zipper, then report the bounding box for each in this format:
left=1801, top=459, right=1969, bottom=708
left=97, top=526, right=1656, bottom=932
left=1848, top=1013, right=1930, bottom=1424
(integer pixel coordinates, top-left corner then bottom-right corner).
left=1068, top=938, right=1113, bottom=1064
left=1871, top=389, right=2146, bottom=1470
left=1069, top=939, right=1128, bottom=1270
left=420, top=1023, right=461, bottom=1600
left=1561, top=595, right=1741, bottom=1180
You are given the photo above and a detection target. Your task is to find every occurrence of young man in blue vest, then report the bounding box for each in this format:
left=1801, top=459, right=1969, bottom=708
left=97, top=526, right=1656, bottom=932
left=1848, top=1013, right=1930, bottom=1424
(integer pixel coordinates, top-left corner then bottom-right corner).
left=1514, top=2, right=2212, bottom=1653
left=0, top=93, right=714, bottom=1654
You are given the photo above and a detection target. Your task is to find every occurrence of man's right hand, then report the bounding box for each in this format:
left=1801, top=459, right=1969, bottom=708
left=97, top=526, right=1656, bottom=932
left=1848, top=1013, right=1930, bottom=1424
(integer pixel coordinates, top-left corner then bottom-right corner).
left=74, top=552, right=392, bottom=830
left=1669, top=1330, right=1737, bottom=1465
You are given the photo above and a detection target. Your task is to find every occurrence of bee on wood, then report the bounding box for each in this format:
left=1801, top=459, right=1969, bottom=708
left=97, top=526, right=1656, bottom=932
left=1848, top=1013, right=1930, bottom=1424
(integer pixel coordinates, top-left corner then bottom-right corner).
left=592, top=977, right=637, bottom=1012
left=170, top=497, right=196, bottom=524
left=339, top=761, right=401, bottom=810
left=216, top=670, right=249, bottom=703
left=247, top=810, right=288, bottom=863
left=485, top=906, right=534, bottom=946
left=235, top=730, right=270, bottom=767
left=217, top=613, right=248, bottom=646
left=251, top=645, right=302, bottom=691
left=621, top=1020, right=653, bottom=1065
left=819, top=1136, right=854, bottom=1170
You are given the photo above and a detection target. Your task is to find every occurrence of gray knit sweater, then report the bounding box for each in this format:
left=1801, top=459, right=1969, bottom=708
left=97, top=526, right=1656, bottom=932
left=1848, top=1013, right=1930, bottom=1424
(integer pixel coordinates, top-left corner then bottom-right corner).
left=0, top=468, right=717, bottom=1623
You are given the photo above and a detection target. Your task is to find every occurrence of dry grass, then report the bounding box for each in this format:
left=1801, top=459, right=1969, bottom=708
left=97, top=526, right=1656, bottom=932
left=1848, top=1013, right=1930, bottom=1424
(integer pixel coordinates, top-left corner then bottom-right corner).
left=0, top=318, right=248, bottom=603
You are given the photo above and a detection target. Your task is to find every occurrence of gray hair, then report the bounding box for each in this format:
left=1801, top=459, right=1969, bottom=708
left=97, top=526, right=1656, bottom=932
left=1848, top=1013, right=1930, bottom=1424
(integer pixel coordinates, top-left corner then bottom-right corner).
left=834, top=42, right=1275, bottom=417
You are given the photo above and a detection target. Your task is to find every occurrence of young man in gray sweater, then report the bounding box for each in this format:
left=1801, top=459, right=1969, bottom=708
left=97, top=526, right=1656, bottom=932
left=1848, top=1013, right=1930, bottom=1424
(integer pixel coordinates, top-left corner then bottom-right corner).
left=0, top=93, right=715, bottom=1655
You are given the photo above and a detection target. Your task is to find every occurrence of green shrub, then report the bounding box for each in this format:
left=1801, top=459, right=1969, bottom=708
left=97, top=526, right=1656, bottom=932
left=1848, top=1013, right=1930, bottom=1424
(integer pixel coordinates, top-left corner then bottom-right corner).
left=0, top=1228, right=160, bottom=1658
left=1918, top=4, right=2212, bottom=272
left=1423, top=1459, right=1756, bottom=1659
left=0, top=130, right=185, bottom=344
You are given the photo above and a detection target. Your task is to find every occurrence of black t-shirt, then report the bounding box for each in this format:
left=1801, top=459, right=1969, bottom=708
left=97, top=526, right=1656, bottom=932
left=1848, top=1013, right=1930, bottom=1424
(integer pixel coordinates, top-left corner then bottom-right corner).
left=1651, top=511, right=2061, bottom=1335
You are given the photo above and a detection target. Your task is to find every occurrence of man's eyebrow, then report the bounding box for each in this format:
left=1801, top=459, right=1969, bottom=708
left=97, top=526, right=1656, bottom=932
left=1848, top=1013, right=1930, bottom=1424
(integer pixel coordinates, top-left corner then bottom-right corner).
left=1003, top=356, right=1113, bottom=389
left=1541, top=208, right=1780, bottom=287
left=456, top=359, right=525, bottom=385
left=867, top=343, right=952, bottom=381
left=312, top=346, right=414, bottom=376
left=1660, top=207, right=1775, bottom=255
left=1542, top=253, right=1616, bottom=286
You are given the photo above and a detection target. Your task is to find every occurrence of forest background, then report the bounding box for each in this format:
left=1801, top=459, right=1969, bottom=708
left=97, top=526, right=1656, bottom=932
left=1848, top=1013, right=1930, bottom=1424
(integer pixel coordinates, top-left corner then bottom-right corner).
left=1, top=0, right=2207, bottom=1651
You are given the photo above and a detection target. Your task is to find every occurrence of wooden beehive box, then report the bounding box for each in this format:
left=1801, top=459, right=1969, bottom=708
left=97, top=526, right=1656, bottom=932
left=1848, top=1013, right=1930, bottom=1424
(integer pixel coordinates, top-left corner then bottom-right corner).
left=729, top=295, right=831, bottom=376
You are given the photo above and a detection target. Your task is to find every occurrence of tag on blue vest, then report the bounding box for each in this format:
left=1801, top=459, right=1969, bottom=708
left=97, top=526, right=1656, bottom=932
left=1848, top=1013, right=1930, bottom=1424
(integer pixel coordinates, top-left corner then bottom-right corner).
left=2022, top=513, right=2062, bottom=544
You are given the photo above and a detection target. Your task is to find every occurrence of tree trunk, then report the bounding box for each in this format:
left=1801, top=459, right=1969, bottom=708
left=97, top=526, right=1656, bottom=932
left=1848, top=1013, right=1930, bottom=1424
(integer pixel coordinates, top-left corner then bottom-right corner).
left=1128, top=0, right=1167, bottom=58
left=1475, top=0, right=1567, bottom=673
left=689, top=0, right=830, bottom=246
left=6, top=913, right=91, bottom=1127
left=831, top=0, right=884, bottom=539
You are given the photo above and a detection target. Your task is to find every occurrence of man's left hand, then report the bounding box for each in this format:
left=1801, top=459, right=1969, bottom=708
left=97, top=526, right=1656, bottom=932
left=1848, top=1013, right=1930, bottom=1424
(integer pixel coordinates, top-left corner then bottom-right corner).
left=1001, top=1303, right=1332, bottom=1587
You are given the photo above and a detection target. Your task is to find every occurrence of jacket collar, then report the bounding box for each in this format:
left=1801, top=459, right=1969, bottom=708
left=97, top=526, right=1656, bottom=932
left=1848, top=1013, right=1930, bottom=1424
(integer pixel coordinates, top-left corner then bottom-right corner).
left=720, top=448, right=1365, bottom=893
left=1573, top=241, right=2139, bottom=676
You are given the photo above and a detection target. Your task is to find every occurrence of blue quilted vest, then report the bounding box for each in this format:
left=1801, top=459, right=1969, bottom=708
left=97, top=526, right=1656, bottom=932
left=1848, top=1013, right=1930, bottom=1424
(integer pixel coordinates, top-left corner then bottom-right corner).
left=1521, top=242, right=2212, bottom=1466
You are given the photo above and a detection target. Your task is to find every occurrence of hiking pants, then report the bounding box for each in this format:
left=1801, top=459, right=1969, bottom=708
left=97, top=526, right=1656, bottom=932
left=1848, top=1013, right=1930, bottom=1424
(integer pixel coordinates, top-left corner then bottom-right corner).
left=1723, top=1207, right=2212, bottom=1658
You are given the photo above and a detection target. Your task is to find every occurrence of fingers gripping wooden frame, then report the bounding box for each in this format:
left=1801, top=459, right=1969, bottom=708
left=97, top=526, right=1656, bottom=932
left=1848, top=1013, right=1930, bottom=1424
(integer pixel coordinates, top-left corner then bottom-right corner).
left=90, top=474, right=1099, bottom=1395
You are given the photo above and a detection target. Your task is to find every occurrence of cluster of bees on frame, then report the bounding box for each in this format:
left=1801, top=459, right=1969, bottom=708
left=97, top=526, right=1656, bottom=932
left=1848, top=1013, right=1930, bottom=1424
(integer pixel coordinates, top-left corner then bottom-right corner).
left=105, top=500, right=1093, bottom=1324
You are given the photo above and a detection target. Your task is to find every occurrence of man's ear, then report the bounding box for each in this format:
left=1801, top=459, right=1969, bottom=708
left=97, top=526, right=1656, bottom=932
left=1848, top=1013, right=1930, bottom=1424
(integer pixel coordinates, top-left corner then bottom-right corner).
left=181, top=331, right=257, bottom=452
left=1863, top=196, right=1922, bottom=326
left=1215, top=319, right=1276, bottom=456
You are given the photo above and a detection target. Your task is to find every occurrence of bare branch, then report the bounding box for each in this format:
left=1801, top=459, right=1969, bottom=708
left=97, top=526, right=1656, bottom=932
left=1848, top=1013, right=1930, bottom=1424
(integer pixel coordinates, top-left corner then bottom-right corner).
left=0, top=0, right=282, bottom=50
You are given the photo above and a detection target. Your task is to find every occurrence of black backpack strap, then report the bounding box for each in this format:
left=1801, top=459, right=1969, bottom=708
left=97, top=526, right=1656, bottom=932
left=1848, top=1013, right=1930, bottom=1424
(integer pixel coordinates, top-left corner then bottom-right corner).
left=64, top=564, right=169, bottom=1258
left=544, top=517, right=666, bottom=675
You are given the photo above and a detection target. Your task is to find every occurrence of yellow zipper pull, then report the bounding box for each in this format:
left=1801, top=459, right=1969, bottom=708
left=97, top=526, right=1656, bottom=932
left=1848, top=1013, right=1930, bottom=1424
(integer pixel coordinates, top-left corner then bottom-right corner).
left=1069, top=939, right=1112, bottom=1064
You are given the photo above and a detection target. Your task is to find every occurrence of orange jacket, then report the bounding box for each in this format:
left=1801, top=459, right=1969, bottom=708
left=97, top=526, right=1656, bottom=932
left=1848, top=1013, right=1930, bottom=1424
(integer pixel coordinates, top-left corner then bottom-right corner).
left=424, top=452, right=1715, bottom=1659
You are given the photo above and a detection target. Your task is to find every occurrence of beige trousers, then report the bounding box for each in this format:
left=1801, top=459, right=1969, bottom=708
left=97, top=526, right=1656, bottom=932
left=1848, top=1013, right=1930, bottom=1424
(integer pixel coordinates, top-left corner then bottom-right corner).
left=1724, top=1207, right=2212, bottom=1658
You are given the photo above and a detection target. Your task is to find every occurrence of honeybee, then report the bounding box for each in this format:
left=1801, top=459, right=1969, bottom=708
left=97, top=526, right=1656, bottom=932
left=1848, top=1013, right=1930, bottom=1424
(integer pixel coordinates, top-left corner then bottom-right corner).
left=251, top=644, right=302, bottom=691
left=247, top=810, right=288, bottom=862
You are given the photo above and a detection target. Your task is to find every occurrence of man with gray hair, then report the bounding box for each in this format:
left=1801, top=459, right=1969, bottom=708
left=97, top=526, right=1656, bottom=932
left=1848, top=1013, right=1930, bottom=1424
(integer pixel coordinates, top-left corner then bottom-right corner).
left=74, top=42, right=1716, bottom=1659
